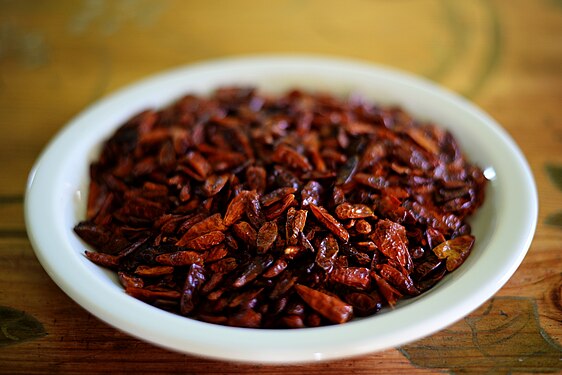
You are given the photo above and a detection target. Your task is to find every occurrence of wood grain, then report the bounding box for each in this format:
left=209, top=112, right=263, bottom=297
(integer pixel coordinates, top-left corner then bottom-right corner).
left=1, top=0, right=561, bottom=373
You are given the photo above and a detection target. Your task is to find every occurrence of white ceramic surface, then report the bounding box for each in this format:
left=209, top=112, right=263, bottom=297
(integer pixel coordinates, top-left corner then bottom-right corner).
left=25, top=55, right=537, bottom=364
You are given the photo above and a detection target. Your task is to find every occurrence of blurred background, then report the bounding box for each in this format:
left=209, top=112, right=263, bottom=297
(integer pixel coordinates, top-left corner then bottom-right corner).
left=2, top=0, right=560, bottom=196
left=1, top=1, right=561, bottom=373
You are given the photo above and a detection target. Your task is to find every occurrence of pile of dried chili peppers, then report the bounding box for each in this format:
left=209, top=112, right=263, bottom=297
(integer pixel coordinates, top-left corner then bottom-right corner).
left=75, top=87, right=487, bottom=328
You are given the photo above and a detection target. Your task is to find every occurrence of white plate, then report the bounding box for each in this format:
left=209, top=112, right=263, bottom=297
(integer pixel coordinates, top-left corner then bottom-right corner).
left=25, top=55, right=537, bottom=363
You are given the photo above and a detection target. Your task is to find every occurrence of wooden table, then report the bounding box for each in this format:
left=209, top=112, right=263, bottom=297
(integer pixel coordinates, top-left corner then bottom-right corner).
left=1, top=1, right=561, bottom=373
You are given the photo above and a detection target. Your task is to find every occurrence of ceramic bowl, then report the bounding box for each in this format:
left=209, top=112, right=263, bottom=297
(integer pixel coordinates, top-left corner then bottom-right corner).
left=25, top=55, right=538, bottom=363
